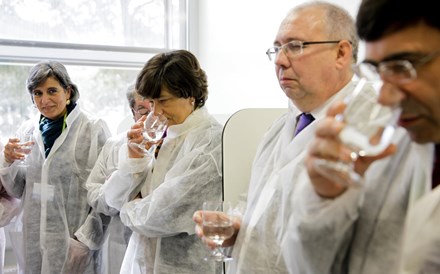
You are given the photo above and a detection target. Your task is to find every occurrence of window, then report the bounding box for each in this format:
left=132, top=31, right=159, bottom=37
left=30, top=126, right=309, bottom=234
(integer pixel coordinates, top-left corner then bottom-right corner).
left=0, top=0, right=188, bottom=139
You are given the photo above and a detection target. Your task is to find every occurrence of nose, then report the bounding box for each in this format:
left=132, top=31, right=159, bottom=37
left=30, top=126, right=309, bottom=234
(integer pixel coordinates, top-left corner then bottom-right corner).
left=274, top=50, right=290, bottom=67
left=40, top=92, right=51, bottom=105
left=150, top=101, right=163, bottom=115
left=377, top=81, right=406, bottom=108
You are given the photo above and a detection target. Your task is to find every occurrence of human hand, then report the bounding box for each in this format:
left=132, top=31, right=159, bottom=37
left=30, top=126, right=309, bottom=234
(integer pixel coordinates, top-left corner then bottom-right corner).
left=3, top=137, right=33, bottom=165
left=127, top=115, right=154, bottom=158
left=305, top=101, right=396, bottom=198
left=192, top=210, right=241, bottom=249
left=62, top=238, right=93, bottom=274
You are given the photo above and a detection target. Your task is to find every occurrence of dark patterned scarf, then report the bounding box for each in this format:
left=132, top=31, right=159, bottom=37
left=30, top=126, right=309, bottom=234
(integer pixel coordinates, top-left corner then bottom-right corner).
left=39, top=103, right=76, bottom=158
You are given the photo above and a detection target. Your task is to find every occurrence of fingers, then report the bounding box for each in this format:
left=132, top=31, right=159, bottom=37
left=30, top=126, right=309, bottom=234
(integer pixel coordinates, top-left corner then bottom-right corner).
left=353, top=144, right=397, bottom=175
left=127, top=128, right=143, bottom=142
left=309, top=118, right=352, bottom=163
left=192, top=210, right=202, bottom=223
left=193, top=210, right=239, bottom=249
left=304, top=103, right=354, bottom=198
left=326, top=100, right=346, bottom=117
left=193, top=211, right=204, bottom=239
left=138, top=115, right=147, bottom=122
left=3, top=138, right=23, bottom=164
left=193, top=210, right=219, bottom=249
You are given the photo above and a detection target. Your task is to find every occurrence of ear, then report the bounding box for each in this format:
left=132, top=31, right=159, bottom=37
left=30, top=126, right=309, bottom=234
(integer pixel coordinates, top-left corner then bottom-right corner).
left=335, top=40, right=353, bottom=69
left=66, top=86, right=72, bottom=99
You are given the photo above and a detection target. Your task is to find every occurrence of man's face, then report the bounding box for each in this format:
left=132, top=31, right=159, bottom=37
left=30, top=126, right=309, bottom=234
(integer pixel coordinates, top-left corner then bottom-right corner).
left=273, top=8, right=345, bottom=112
left=364, top=23, right=440, bottom=143
left=133, top=94, right=151, bottom=122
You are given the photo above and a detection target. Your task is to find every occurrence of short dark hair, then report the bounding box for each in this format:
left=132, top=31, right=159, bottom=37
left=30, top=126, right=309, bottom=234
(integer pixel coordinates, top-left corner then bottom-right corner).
left=26, top=60, right=80, bottom=103
left=135, top=50, right=208, bottom=109
left=357, top=0, right=439, bottom=41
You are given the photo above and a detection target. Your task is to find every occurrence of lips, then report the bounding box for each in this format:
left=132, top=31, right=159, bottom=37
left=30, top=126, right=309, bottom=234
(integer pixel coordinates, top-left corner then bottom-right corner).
left=279, top=76, right=296, bottom=86
left=398, top=114, right=421, bottom=128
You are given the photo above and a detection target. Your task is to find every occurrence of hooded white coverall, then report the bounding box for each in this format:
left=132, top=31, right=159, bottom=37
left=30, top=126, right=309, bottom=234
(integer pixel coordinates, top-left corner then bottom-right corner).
left=94, top=107, right=223, bottom=274
left=0, top=106, right=110, bottom=274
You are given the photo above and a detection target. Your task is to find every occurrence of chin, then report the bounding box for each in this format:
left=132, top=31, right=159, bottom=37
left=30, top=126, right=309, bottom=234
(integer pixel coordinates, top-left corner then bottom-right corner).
left=409, top=131, right=437, bottom=144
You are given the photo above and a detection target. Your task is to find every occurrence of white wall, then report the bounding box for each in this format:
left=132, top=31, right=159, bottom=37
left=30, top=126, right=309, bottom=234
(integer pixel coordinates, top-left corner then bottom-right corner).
left=192, top=0, right=362, bottom=121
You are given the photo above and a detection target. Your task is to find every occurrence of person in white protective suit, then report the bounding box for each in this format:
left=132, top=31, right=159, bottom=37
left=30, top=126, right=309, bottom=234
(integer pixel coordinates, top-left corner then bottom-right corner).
left=301, top=0, right=440, bottom=273
left=0, top=61, right=111, bottom=273
left=94, top=50, right=223, bottom=274
left=192, top=2, right=368, bottom=273
left=75, top=83, right=151, bottom=274
left=0, top=140, right=21, bottom=274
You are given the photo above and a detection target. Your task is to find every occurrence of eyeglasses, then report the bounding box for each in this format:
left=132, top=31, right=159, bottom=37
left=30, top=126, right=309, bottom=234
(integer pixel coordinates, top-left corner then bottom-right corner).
left=132, top=107, right=150, bottom=116
left=266, top=40, right=341, bottom=62
left=353, top=51, right=440, bottom=84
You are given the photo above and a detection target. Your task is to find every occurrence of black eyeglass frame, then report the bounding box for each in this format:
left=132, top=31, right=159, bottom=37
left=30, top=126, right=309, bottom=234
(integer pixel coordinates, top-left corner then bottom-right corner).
left=132, top=107, right=150, bottom=116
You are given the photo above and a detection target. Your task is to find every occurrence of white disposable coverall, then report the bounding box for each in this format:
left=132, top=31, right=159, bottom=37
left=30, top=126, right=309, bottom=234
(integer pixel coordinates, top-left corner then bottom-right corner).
left=0, top=106, right=110, bottom=273
left=281, top=129, right=431, bottom=274
left=77, top=132, right=133, bottom=274
left=98, top=107, right=223, bottom=274
left=227, top=81, right=355, bottom=273
left=399, top=150, right=440, bottom=274
left=0, top=141, right=21, bottom=274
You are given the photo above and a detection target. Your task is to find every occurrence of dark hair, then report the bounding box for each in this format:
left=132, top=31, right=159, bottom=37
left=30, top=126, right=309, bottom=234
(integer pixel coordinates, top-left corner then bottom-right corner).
left=357, top=0, right=440, bottom=41
left=135, top=50, right=208, bottom=109
left=26, top=60, right=80, bottom=103
left=125, top=83, right=137, bottom=109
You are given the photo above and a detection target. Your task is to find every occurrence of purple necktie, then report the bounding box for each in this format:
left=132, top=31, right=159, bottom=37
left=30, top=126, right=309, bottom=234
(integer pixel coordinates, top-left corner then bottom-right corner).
left=432, top=144, right=440, bottom=189
left=294, top=113, right=315, bottom=136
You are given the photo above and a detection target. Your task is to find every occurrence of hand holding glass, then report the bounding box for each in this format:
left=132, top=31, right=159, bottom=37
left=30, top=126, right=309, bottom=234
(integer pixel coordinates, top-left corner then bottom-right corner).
left=202, top=201, right=235, bottom=262
left=16, top=132, right=34, bottom=167
left=314, top=78, right=401, bottom=186
left=130, top=112, right=168, bottom=154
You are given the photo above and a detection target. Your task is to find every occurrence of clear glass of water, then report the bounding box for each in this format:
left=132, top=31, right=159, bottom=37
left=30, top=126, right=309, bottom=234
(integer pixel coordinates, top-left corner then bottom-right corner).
left=131, top=112, right=168, bottom=154
left=202, top=201, right=235, bottom=262
left=314, top=78, right=401, bottom=186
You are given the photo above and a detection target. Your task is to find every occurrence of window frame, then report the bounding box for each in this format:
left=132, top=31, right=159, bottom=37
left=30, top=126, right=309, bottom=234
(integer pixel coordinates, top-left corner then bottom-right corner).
left=0, top=0, right=190, bottom=69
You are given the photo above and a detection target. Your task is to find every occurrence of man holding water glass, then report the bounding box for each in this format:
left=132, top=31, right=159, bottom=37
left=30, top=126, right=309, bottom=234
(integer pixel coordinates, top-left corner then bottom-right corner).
left=194, top=2, right=368, bottom=273
left=303, top=0, right=439, bottom=273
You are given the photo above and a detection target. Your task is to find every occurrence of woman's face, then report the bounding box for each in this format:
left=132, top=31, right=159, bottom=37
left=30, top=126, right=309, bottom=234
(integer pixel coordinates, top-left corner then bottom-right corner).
left=148, top=86, right=194, bottom=126
left=32, top=77, right=71, bottom=120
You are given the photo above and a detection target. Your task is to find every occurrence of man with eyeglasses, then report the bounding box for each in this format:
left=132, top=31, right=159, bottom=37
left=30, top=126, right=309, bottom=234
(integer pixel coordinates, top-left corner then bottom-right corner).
left=303, top=0, right=439, bottom=273
left=75, top=83, right=151, bottom=274
left=194, top=1, right=365, bottom=273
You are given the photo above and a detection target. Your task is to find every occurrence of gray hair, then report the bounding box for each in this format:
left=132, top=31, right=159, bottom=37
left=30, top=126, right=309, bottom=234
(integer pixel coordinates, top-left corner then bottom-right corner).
left=290, top=1, right=359, bottom=63
left=125, top=83, right=137, bottom=109
left=26, top=60, right=80, bottom=103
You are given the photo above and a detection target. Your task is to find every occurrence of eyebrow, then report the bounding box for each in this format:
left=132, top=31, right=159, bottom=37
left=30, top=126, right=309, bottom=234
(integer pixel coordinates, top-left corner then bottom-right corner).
left=364, top=51, right=428, bottom=65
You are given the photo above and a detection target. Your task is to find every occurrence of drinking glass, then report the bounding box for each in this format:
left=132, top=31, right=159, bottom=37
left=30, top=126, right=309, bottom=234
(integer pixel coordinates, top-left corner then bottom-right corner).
left=202, top=201, right=235, bottom=262
left=16, top=131, right=34, bottom=167
left=130, top=112, right=168, bottom=154
left=314, top=78, right=401, bottom=186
